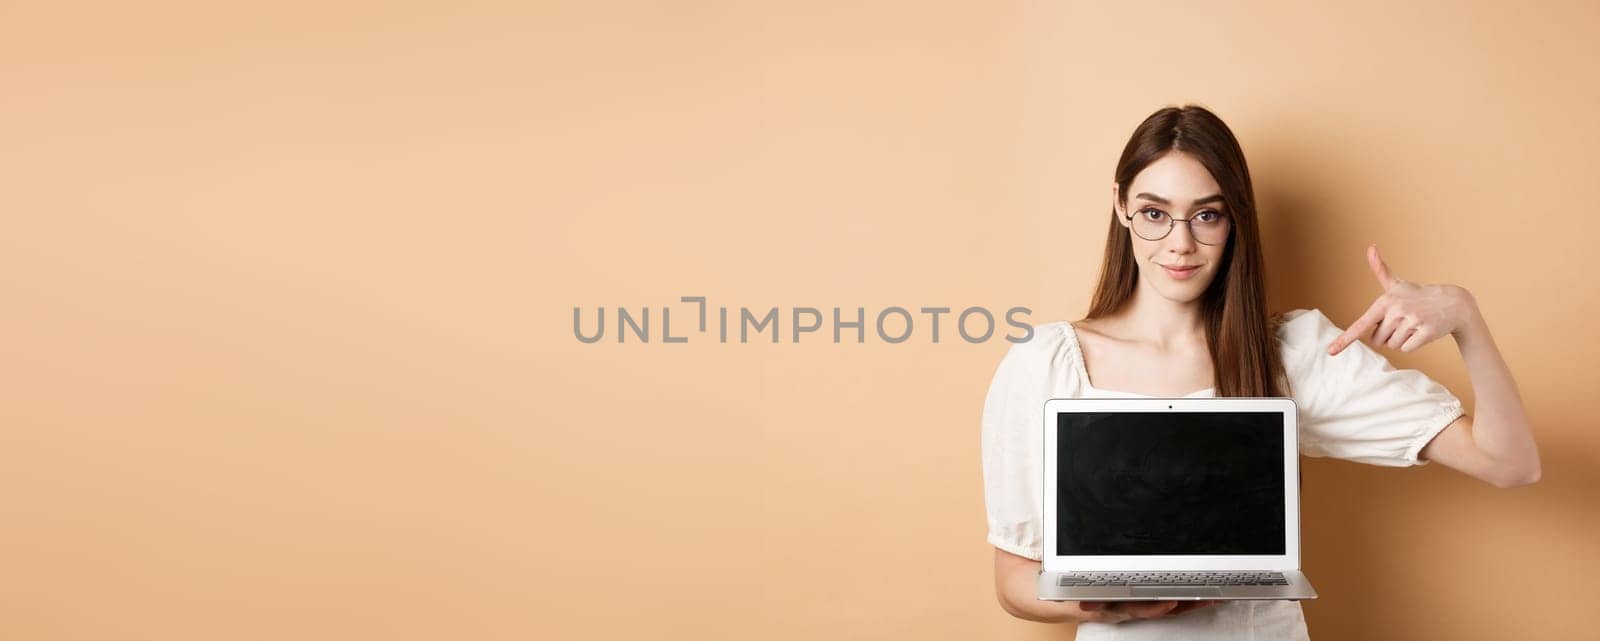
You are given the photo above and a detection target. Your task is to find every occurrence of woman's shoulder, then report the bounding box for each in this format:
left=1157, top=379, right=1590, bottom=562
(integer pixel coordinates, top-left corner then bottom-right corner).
left=1011, top=318, right=1073, bottom=345
left=1271, top=308, right=1351, bottom=383
left=991, top=319, right=1079, bottom=376
left=1272, top=307, right=1340, bottom=349
left=1021, top=319, right=1085, bottom=355
left=984, top=319, right=1087, bottom=406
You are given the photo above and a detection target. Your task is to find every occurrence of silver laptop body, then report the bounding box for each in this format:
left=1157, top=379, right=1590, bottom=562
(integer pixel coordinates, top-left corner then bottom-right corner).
left=1036, top=397, right=1318, bottom=601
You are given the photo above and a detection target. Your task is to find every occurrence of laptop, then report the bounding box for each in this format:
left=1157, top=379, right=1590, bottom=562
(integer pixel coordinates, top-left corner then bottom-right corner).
left=1036, top=397, right=1318, bottom=601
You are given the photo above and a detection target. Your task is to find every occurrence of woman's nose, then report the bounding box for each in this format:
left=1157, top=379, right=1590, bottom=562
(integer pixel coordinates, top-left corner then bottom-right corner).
left=1165, top=221, right=1199, bottom=250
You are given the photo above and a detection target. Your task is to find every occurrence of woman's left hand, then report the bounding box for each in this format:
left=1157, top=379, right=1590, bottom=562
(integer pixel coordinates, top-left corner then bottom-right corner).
left=1327, top=244, right=1481, bottom=355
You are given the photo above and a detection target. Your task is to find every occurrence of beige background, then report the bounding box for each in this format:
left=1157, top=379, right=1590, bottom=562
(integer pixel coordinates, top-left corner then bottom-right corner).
left=2, top=1, right=1597, bottom=639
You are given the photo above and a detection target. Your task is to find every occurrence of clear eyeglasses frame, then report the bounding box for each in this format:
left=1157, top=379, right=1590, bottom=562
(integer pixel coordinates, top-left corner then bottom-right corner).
left=1122, top=208, right=1233, bottom=246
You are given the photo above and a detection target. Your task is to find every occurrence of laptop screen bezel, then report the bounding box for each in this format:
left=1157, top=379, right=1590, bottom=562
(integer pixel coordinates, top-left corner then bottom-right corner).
left=1041, top=397, right=1302, bottom=572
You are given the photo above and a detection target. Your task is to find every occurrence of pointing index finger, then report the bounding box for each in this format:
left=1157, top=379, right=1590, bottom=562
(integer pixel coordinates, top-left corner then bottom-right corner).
left=1328, top=300, right=1385, bottom=356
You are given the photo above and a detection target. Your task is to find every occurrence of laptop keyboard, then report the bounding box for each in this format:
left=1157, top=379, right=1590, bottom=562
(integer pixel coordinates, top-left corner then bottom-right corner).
left=1058, top=571, right=1289, bottom=587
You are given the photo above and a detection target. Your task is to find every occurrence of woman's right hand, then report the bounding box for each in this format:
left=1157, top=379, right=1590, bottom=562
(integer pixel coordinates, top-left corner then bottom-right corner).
left=994, top=548, right=1224, bottom=624
left=1074, top=600, right=1220, bottom=623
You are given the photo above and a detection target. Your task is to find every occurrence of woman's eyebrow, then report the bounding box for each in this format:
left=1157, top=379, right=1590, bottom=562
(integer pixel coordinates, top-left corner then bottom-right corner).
left=1134, top=192, right=1225, bottom=206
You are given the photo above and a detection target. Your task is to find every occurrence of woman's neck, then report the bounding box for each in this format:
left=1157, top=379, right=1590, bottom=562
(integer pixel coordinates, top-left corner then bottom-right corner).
left=1096, top=286, right=1207, bottom=351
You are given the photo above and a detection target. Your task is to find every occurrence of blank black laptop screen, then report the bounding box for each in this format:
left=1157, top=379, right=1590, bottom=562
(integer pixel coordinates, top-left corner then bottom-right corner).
left=1056, top=411, right=1286, bottom=555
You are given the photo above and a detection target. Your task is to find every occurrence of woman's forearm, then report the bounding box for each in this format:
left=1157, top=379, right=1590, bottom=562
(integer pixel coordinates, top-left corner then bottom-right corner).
left=994, top=550, right=1090, bottom=623
left=1450, top=287, right=1542, bottom=483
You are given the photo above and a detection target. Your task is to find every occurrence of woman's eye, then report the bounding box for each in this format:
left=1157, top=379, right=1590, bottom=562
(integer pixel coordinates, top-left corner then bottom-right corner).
left=1198, top=211, right=1220, bottom=222
left=1141, top=209, right=1166, bottom=221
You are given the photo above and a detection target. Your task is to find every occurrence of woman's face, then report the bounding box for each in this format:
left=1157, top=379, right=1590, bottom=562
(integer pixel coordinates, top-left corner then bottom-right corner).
left=1112, top=151, right=1232, bottom=302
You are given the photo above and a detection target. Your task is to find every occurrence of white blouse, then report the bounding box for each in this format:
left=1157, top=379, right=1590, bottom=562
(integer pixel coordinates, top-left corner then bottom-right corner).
left=980, top=308, right=1466, bottom=640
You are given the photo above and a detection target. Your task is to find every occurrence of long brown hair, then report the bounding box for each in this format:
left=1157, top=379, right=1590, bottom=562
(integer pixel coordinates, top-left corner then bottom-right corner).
left=1084, top=104, right=1289, bottom=398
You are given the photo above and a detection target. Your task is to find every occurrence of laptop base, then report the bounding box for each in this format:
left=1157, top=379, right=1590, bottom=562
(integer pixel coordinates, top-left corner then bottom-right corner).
left=1036, top=570, right=1318, bottom=601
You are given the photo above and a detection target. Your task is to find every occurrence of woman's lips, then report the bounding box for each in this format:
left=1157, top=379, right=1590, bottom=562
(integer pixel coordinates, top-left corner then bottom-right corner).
left=1162, top=265, right=1200, bottom=280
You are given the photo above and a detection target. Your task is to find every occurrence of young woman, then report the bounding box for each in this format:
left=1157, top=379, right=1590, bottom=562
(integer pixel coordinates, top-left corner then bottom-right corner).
left=980, top=105, right=1541, bottom=640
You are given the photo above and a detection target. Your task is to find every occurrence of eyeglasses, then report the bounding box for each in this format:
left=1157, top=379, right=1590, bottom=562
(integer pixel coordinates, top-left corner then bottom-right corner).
left=1123, top=207, right=1232, bottom=245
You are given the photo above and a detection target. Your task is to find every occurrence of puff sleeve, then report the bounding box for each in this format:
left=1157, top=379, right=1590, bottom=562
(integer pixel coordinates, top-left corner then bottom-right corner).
left=1280, top=309, right=1467, bottom=467
left=979, top=333, right=1056, bottom=561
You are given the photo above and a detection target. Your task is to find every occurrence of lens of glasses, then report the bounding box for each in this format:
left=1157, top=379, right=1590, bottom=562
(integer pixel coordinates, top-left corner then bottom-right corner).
left=1130, top=210, right=1231, bottom=245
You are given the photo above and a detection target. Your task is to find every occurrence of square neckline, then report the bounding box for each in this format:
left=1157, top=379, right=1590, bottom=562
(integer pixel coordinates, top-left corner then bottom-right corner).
left=1063, top=321, right=1217, bottom=398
